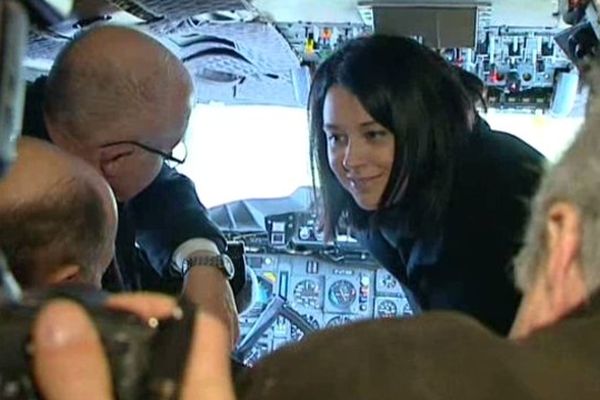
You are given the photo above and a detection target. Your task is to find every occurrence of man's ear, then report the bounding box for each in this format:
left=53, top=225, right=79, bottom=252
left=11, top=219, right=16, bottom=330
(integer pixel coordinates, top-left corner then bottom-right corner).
left=47, top=265, right=82, bottom=285
left=544, top=202, right=587, bottom=315
left=98, top=147, right=131, bottom=179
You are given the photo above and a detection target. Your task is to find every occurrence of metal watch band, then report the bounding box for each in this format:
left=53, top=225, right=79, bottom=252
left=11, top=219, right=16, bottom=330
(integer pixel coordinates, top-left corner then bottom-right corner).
left=181, top=254, right=235, bottom=280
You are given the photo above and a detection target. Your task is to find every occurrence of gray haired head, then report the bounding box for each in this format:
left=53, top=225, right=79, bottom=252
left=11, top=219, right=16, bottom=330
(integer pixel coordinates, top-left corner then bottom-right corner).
left=515, top=66, right=600, bottom=294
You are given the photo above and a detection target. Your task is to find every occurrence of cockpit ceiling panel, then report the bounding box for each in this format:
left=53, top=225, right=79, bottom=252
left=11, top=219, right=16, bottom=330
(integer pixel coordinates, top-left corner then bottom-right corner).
left=133, top=0, right=249, bottom=19
left=255, top=0, right=561, bottom=28
left=23, top=0, right=570, bottom=108
left=167, top=22, right=301, bottom=106
left=254, top=0, right=365, bottom=24
left=24, top=0, right=303, bottom=107
left=169, top=22, right=299, bottom=74
left=26, top=33, right=67, bottom=61
left=231, top=72, right=299, bottom=106
left=192, top=70, right=300, bottom=106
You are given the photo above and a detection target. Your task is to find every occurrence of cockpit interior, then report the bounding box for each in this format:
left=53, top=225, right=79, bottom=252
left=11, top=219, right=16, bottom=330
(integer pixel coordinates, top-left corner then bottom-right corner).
left=14, top=0, right=598, bottom=366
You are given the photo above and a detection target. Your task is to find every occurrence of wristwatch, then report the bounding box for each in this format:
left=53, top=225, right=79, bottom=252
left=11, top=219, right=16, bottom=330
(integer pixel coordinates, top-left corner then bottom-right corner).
left=181, top=254, right=235, bottom=280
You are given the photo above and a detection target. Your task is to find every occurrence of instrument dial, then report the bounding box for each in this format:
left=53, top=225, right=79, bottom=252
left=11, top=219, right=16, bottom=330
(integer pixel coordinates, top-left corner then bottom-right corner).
left=377, top=300, right=398, bottom=318
left=326, top=315, right=353, bottom=328
left=293, top=279, right=321, bottom=309
left=382, top=274, right=398, bottom=290
left=328, top=280, right=357, bottom=309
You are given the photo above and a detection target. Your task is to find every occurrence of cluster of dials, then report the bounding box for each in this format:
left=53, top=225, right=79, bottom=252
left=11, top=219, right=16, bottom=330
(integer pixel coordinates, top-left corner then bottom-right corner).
left=238, top=253, right=413, bottom=365
left=277, top=21, right=573, bottom=111
left=275, top=22, right=370, bottom=63
left=445, top=26, right=573, bottom=111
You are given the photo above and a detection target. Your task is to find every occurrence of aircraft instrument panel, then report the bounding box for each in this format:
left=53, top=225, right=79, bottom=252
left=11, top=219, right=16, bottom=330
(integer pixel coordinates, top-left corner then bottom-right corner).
left=236, top=252, right=414, bottom=365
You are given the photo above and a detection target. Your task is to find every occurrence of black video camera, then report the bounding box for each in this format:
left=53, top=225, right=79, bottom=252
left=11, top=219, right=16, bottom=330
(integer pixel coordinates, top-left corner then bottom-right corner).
left=0, top=285, right=198, bottom=400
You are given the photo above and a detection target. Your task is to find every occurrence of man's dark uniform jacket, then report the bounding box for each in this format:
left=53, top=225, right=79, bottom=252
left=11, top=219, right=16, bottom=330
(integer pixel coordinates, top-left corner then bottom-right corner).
left=357, top=118, right=545, bottom=335
left=22, top=77, right=229, bottom=293
left=237, top=294, right=600, bottom=400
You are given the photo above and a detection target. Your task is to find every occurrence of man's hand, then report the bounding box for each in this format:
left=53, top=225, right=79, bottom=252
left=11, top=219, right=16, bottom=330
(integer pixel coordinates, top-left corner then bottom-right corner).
left=182, top=266, right=240, bottom=349
left=31, top=293, right=236, bottom=400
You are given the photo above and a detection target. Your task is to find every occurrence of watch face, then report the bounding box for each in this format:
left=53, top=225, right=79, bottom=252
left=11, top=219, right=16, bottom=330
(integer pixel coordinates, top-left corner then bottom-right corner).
left=222, top=254, right=235, bottom=278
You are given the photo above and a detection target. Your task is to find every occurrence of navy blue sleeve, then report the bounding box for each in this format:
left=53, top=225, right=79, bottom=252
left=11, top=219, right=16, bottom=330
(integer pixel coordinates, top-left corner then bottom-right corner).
left=129, top=165, right=226, bottom=277
left=22, top=77, right=51, bottom=141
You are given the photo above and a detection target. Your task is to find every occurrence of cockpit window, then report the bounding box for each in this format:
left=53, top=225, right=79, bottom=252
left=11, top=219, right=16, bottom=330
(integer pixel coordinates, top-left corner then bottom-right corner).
left=177, top=104, right=581, bottom=209
left=178, top=104, right=312, bottom=208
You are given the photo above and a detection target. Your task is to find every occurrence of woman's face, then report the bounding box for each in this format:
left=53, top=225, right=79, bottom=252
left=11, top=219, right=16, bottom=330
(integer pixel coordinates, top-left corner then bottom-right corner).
left=323, top=85, right=395, bottom=211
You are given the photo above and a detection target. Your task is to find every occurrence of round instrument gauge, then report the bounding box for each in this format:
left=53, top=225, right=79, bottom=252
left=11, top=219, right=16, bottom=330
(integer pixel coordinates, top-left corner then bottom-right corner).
left=293, top=279, right=321, bottom=308
left=326, top=315, right=353, bottom=328
left=382, top=274, right=398, bottom=290
left=298, top=226, right=311, bottom=240
left=377, top=300, right=398, bottom=318
left=328, top=280, right=357, bottom=309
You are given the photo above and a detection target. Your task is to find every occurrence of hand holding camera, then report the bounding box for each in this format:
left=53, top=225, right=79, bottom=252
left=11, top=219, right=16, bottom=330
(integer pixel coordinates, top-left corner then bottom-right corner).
left=0, top=289, right=236, bottom=400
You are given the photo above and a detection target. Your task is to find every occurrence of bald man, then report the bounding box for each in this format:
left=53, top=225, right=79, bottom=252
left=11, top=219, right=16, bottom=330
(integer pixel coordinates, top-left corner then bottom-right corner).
left=0, top=137, right=117, bottom=288
left=22, top=25, right=239, bottom=344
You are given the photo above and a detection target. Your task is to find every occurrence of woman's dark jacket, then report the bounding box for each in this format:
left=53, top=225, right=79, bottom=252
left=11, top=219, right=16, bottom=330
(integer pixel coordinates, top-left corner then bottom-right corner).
left=356, top=118, right=545, bottom=335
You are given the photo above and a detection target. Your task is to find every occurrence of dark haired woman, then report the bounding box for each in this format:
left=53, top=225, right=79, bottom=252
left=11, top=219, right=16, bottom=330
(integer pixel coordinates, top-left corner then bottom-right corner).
left=309, top=35, right=545, bottom=335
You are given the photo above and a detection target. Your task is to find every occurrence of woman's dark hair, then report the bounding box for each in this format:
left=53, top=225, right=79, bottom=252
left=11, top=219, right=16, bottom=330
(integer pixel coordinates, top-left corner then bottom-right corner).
left=309, top=35, right=474, bottom=240
left=456, top=67, right=488, bottom=112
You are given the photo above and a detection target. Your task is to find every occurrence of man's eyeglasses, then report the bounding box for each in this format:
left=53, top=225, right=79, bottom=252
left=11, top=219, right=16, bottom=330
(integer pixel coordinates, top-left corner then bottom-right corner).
left=100, top=140, right=188, bottom=166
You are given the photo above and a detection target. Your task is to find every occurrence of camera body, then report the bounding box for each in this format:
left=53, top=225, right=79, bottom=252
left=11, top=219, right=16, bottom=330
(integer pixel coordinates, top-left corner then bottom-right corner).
left=0, top=303, right=153, bottom=399
left=0, top=287, right=196, bottom=400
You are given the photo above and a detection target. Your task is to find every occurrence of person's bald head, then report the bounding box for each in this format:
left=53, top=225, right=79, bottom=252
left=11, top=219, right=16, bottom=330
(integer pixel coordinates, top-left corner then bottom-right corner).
left=44, top=25, right=193, bottom=143
left=43, top=25, right=194, bottom=201
left=0, top=137, right=117, bottom=288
